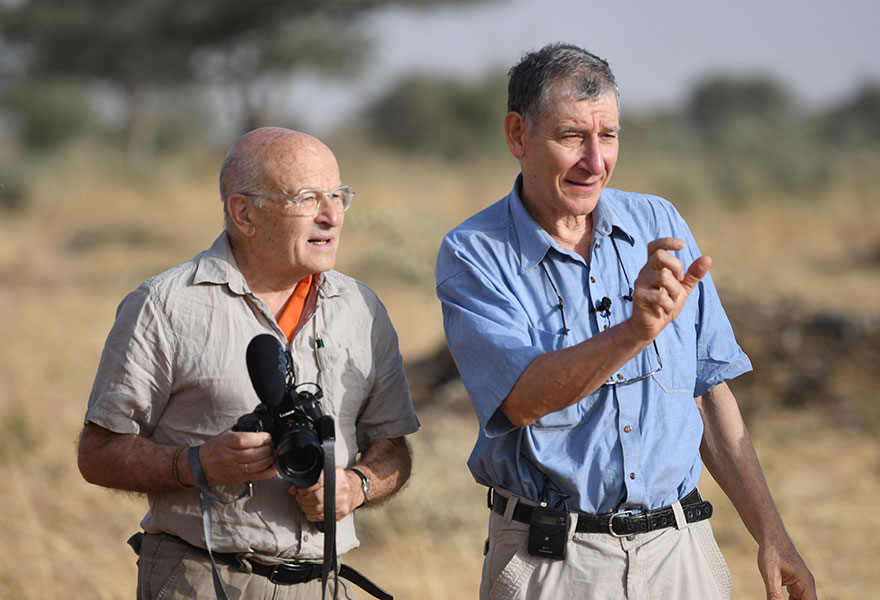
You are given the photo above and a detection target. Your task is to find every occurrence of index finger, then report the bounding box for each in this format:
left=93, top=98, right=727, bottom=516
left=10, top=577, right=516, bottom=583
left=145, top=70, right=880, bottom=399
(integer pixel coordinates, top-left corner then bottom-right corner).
left=222, top=429, right=273, bottom=449
left=646, top=238, right=685, bottom=255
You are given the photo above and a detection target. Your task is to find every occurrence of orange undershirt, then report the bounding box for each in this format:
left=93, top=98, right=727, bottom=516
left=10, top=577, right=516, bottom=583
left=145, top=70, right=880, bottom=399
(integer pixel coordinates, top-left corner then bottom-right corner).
left=276, top=274, right=314, bottom=342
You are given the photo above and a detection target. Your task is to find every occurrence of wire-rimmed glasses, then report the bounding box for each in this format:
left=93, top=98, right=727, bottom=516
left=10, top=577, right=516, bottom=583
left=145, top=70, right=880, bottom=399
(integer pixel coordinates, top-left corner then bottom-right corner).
left=602, top=340, right=663, bottom=387
left=240, top=185, right=354, bottom=216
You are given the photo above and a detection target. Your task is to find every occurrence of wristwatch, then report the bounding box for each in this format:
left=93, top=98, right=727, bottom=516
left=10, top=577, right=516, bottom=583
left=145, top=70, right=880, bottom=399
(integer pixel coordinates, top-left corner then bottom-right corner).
left=350, top=467, right=370, bottom=507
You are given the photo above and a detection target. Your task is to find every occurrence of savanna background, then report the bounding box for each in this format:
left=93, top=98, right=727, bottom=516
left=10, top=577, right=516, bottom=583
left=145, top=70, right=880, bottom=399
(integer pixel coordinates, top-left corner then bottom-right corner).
left=1, top=1, right=879, bottom=599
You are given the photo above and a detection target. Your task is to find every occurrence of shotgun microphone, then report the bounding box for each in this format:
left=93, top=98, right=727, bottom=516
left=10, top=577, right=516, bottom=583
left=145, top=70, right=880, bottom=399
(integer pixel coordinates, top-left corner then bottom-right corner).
left=245, top=333, right=288, bottom=409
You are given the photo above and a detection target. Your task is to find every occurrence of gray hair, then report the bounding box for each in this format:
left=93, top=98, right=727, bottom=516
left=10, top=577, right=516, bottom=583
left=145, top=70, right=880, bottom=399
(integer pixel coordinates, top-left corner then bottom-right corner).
left=508, top=43, right=619, bottom=129
left=218, top=128, right=282, bottom=230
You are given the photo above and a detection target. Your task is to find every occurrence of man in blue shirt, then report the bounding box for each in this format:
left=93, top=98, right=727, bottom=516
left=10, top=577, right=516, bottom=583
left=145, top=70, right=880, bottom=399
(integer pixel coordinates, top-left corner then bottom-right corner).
left=436, top=43, right=817, bottom=600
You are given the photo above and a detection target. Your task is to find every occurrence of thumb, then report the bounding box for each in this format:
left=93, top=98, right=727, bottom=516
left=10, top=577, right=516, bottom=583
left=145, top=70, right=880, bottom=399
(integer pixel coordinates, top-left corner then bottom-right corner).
left=764, top=576, right=784, bottom=600
left=681, top=256, right=712, bottom=293
left=761, top=562, right=784, bottom=600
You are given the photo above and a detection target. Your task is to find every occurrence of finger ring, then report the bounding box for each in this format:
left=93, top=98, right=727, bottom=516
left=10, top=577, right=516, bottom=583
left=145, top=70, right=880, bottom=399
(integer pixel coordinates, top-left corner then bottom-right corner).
left=244, top=463, right=250, bottom=474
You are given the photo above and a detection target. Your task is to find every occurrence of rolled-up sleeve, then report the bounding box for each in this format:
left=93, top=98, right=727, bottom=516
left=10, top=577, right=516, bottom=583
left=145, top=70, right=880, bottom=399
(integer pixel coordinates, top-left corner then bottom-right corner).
left=85, top=285, right=174, bottom=436
left=436, top=245, right=541, bottom=437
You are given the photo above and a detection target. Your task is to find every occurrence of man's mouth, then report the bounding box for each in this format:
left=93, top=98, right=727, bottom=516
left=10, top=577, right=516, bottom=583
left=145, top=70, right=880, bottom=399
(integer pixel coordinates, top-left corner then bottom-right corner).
left=308, top=237, right=333, bottom=246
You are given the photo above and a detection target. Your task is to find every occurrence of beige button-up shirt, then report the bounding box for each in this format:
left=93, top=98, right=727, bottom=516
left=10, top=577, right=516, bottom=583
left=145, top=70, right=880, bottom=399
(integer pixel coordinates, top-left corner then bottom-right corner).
left=85, top=233, right=419, bottom=559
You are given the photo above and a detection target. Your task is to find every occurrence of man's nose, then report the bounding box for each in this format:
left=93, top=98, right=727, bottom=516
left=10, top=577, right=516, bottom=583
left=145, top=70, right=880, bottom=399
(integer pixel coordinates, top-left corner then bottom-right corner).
left=577, top=137, right=605, bottom=174
left=315, top=195, right=343, bottom=226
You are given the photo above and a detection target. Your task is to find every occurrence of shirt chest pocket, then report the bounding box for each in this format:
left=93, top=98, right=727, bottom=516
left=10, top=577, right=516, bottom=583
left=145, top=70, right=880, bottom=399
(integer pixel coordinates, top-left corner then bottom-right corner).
left=650, top=320, right=698, bottom=395
left=309, top=347, right=369, bottom=425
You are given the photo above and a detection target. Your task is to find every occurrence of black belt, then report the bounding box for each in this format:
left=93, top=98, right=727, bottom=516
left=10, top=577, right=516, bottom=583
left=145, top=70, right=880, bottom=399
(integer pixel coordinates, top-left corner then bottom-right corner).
left=134, top=533, right=392, bottom=600
left=489, top=488, right=712, bottom=538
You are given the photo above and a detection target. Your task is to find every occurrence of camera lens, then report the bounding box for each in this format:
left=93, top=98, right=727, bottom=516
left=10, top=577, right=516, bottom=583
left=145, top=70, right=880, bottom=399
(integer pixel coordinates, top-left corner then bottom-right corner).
left=276, top=418, right=323, bottom=488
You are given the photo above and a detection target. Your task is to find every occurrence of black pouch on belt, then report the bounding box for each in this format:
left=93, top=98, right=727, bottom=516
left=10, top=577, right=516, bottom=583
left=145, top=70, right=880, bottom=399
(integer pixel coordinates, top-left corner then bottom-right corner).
left=527, top=505, right=569, bottom=560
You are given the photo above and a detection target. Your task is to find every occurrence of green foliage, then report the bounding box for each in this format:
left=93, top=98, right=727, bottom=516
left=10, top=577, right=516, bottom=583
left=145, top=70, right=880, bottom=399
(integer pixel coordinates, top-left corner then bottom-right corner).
left=678, top=74, right=831, bottom=203
left=0, top=172, right=28, bottom=212
left=686, top=74, right=795, bottom=139
left=0, top=0, right=500, bottom=150
left=1, top=78, right=90, bottom=150
left=821, top=83, right=880, bottom=147
left=361, top=74, right=509, bottom=159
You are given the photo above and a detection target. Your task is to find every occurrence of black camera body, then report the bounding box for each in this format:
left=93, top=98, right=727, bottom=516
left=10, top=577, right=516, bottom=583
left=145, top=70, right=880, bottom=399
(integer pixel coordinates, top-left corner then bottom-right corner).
left=234, top=334, right=333, bottom=489
left=233, top=384, right=328, bottom=488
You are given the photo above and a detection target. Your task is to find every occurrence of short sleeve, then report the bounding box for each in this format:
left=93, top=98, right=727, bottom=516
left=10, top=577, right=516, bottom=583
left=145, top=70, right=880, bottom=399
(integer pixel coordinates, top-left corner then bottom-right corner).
left=436, top=247, right=543, bottom=436
left=84, top=285, right=175, bottom=436
left=353, top=291, right=420, bottom=452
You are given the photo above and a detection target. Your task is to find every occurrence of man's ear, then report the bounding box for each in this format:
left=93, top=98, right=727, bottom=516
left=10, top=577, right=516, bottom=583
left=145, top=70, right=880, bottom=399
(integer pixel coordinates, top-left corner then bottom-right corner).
left=227, top=194, right=257, bottom=237
left=504, top=111, right=527, bottom=159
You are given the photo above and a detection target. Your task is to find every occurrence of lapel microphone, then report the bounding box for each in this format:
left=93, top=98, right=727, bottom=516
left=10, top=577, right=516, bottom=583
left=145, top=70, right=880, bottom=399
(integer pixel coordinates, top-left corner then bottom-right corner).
left=590, top=296, right=613, bottom=318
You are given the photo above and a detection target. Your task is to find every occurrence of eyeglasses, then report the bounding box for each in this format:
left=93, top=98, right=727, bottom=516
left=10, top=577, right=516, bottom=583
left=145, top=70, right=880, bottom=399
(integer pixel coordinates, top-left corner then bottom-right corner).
left=541, top=235, right=664, bottom=388
left=239, top=185, right=354, bottom=216
left=602, top=340, right=663, bottom=387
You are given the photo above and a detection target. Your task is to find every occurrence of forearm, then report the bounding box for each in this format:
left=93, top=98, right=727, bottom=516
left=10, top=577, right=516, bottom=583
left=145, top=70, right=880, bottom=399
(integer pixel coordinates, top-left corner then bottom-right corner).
left=347, top=436, right=412, bottom=507
left=77, top=423, right=188, bottom=493
left=696, top=383, right=787, bottom=544
left=501, top=319, right=649, bottom=426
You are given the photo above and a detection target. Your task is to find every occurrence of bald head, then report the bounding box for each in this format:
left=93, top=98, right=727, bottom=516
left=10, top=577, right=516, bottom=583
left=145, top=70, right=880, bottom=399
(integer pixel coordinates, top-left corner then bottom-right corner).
left=219, top=127, right=339, bottom=230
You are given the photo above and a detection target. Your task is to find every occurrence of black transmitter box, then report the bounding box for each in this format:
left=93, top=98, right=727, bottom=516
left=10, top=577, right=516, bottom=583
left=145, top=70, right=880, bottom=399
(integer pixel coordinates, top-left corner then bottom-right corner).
left=527, top=505, right=570, bottom=560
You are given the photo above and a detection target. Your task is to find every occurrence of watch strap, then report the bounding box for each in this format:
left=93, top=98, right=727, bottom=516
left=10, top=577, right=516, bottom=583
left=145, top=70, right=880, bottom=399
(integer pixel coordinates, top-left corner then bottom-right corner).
left=350, top=467, right=370, bottom=507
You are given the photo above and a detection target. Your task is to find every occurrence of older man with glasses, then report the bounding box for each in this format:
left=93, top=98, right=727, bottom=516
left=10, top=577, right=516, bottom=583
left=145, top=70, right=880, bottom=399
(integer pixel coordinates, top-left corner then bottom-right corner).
left=78, top=127, right=419, bottom=600
left=436, top=44, right=816, bottom=600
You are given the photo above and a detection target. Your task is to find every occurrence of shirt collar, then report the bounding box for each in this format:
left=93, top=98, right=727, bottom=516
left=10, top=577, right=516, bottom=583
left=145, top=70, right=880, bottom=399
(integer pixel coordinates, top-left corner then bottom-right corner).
left=509, top=175, right=635, bottom=275
left=193, top=232, right=250, bottom=295
left=192, top=231, right=341, bottom=299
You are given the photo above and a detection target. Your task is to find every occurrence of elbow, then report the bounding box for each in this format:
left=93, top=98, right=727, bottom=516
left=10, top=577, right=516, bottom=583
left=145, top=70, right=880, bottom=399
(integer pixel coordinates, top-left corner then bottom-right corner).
left=76, top=424, right=110, bottom=486
left=499, top=398, right=536, bottom=428
left=76, top=435, right=100, bottom=485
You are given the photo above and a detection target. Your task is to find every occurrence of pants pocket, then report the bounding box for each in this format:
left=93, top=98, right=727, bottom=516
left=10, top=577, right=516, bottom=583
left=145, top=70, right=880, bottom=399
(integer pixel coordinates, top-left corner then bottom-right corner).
left=137, top=534, right=191, bottom=600
left=487, top=547, right=539, bottom=600
left=693, top=522, right=732, bottom=599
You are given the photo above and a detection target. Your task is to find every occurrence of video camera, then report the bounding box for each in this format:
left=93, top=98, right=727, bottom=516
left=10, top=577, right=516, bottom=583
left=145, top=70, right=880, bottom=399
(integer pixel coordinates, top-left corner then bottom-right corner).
left=233, top=333, right=333, bottom=489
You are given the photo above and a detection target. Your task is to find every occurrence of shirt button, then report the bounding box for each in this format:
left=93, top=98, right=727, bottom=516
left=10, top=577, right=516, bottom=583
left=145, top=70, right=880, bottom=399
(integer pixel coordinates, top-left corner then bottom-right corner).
left=303, top=533, right=310, bottom=542
left=595, top=242, right=601, bottom=249
left=561, top=255, right=568, bottom=262
left=616, top=373, right=624, bottom=380
left=629, top=472, right=636, bottom=480
left=603, top=325, right=609, bottom=330
left=624, top=425, right=632, bottom=433
left=590, top=277, right=596, bottom=283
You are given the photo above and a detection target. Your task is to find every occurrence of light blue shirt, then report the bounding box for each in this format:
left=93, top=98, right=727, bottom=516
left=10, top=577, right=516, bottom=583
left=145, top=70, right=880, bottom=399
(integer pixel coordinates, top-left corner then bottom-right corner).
left=435, top=176, right=752, bottom=513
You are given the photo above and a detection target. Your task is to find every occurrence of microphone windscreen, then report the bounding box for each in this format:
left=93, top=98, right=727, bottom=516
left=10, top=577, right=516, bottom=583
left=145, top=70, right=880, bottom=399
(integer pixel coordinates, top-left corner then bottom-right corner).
left=246, top=334, right=287, bottom=408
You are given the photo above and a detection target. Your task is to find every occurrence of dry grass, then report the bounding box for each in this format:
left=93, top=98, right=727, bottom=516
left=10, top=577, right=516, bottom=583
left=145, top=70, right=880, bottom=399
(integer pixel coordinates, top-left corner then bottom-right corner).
left=0, top=143, right=878, bottom=598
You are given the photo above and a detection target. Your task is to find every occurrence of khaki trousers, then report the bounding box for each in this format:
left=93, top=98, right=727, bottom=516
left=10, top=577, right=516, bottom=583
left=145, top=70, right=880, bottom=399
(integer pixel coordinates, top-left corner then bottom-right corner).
left=136, top=533, right=357, bottom=600
left=480, top=501, right=731, bottom=600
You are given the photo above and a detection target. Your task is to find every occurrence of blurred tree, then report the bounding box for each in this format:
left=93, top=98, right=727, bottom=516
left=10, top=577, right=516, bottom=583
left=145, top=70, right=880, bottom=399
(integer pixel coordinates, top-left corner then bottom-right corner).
left=361, top=74, right=508, bottom=158
left=683, top=74, right=829, bottom=202
left=0, top=0, right=501, bottom=152
left=1, top=78, right=90, bottom=150
left=821, top=82, right=880, bottom=147
left=686, top=74, right=796, bottom=142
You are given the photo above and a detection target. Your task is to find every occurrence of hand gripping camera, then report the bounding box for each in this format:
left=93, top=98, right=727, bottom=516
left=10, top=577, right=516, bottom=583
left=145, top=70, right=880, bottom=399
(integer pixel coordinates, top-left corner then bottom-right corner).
left=233, top=334, right=333, bottom=489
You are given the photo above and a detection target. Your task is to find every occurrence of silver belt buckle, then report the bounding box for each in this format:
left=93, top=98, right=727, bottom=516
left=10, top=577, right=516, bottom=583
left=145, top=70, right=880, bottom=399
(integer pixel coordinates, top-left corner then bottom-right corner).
left=608, top=510, right=635, bottom=538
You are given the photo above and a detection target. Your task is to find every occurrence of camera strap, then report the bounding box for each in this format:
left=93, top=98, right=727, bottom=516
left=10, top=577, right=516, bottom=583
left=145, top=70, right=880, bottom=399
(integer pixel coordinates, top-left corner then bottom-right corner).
left=187, top=446, right=253, bottom=600
left=320, top=416, right=339, bottom=599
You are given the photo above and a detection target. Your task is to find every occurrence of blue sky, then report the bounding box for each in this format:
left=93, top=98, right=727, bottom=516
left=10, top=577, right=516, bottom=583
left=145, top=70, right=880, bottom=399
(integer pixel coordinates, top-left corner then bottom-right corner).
left=285, top=0, right=880, bottom=132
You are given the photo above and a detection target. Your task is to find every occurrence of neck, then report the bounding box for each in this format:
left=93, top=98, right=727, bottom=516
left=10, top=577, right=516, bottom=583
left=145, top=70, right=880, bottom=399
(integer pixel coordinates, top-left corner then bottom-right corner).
left=523, top=203, right=594, bottom=261
left=230, top=237, right=306, bottom=318
left=547, top=214, right=593, bottom=258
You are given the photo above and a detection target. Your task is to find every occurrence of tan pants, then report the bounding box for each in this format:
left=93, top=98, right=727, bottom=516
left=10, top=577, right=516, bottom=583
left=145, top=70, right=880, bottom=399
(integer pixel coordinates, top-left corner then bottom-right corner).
left=136, top=533, right=357, bottom=600
left=480, top=502, right=731, bottom=600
